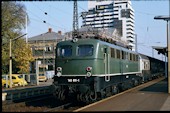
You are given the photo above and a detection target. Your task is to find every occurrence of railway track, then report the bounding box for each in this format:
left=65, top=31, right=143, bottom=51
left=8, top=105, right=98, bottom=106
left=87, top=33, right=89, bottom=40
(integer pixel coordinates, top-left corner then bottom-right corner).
left=2, top=94, right=66, bottom=112
left=2, top=94, right=84, bottom=112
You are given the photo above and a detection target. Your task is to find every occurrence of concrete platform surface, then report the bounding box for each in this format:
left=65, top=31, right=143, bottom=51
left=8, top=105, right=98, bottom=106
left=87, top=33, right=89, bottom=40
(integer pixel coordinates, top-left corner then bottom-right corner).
left=74, top=77, right=170, bottom=111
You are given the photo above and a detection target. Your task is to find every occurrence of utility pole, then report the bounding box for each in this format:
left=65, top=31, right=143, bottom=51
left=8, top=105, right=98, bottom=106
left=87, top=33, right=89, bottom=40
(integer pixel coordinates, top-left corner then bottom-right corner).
left=72, top=0, right=79, bottom=39
left=9, top=39, right=12, bottom=88
left=135, top=34, right=137, bottom=53
left=26, top=14, right=28, bottom=43
left=154, top=16, right=170, bottom=93
left=9, top=34, right=27, bottom=88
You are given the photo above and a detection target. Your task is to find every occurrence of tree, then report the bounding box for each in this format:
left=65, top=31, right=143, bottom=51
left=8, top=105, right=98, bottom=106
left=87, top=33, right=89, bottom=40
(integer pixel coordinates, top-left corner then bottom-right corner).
left=2, top=1, right=34, bottom=74
left=13, top=39, right=34, bottom=73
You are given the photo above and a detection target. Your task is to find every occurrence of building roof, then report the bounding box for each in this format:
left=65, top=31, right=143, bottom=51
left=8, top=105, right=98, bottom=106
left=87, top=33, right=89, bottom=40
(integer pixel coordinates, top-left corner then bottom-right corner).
left=139, top=53, right=149, bottom=60
left=28, top=28, right=64, bottom=41
left=152, top=46, right=167, bottom=56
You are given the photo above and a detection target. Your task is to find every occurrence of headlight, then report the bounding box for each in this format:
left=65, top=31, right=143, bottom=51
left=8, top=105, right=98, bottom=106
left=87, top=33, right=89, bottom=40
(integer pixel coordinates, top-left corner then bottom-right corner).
left=86, top=72, right=92, bottom=77
left=57, top=72, right=62, bottom=77
left=86, top=66, right=92, bottom=71
left=57, top=67, right=62, bottom=71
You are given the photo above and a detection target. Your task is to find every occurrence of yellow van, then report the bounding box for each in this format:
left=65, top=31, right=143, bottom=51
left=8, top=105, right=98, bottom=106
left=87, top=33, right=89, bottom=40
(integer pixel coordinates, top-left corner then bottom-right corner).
left=2, top=74, right=28, bottom=88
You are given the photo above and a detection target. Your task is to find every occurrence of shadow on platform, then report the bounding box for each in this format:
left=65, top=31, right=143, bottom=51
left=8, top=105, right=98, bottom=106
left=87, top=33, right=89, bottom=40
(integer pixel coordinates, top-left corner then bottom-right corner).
left=140, top=78, right=168, bottom=93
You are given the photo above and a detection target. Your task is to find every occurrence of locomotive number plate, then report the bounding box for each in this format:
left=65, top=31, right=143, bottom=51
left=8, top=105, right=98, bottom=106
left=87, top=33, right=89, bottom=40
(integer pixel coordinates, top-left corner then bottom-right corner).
left=67, top=78, right=80, bottom=82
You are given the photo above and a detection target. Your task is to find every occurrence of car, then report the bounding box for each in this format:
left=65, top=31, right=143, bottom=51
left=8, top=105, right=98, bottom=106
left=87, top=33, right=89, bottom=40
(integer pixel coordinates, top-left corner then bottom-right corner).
left=2, top=74, right=28, bottom=88
left=39, top=74, right=48, bottom=82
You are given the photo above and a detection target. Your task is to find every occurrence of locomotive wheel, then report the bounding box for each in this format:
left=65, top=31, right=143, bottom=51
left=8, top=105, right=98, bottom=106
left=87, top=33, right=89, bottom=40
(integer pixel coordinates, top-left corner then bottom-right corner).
left=77, top=93, right=80, bottom=102
left=85, top=94, right=90, bottom=103
left=60, top=90, right=68, bottom=101
left=60, top=90, right=65, bottom=100
left=79, top=93, right=84, bottom=102
left=53, top=90, right=59, bottom=99
left=133, top=80, right=139, bottom=86
left=82, top=94, right=87, bottom=102
left=112, top=85, right=119, bottom=94
left=89, top=91, right=97, bottom=101
left=58, top=91, right=62, bottom=100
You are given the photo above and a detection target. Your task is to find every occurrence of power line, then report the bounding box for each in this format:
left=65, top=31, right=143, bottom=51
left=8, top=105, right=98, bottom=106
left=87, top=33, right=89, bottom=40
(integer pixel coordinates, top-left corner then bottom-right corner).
left=29, top=17, right=67, bottom=34
left=49, top=3, right=72, bottom=16
left=135, top=10, right=158, bottom=16
left=30, top=2, right=71, bottom=31
left=27, top=9, right=45, bottom=22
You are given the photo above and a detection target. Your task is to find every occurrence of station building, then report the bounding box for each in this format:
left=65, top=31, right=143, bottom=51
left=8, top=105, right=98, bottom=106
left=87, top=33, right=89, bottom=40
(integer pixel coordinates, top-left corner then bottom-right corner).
left=27, top=28, right=65, bottom=75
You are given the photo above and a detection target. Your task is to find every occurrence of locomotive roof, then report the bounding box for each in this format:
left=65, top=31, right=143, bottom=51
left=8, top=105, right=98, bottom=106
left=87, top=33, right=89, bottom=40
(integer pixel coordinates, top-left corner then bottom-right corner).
left=58, top=38, right=138, bottom=54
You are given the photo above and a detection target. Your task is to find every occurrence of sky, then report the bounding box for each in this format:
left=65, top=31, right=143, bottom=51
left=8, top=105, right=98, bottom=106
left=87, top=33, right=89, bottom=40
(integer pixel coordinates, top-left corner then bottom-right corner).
left=19, top=0, right=170, bottom=60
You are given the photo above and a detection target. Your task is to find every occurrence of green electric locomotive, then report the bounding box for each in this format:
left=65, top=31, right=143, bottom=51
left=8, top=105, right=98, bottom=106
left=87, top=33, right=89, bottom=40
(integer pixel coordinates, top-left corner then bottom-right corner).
left=53, top=38, right=142, bottom=103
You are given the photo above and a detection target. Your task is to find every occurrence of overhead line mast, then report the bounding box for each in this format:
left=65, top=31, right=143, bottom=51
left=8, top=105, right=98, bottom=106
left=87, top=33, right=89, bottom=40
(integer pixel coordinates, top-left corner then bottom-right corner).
left=71, top=0, right=129, bottom=49
left=72, top=0, right=79, bottom=39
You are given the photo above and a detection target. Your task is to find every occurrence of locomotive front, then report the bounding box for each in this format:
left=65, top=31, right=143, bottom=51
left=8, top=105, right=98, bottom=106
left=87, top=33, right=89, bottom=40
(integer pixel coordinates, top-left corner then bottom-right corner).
left=53, top=39, right=102, bottom=103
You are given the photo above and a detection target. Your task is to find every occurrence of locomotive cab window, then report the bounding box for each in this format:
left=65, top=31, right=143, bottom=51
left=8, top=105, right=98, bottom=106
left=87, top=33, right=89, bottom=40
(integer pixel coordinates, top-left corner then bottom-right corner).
left=77, top=45, right=93, bottom=56
left=57, top=45, right=72, bottom=57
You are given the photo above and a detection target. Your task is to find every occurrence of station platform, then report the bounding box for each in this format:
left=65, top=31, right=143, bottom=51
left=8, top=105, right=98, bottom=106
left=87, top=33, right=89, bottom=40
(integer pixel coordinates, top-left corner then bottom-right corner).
left=74, top=77, right=170, bottom=111
left=2, top=79, right=53, bottom=102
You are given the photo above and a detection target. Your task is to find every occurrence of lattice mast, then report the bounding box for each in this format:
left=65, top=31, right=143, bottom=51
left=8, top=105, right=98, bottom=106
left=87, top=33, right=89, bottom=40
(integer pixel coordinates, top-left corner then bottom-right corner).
left=72, top=0, right=79, bottom=39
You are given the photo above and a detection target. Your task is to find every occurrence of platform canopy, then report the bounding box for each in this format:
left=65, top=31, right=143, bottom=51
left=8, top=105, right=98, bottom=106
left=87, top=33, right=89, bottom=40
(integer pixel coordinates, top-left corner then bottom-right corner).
left=152, top=46, right=167, bottom=56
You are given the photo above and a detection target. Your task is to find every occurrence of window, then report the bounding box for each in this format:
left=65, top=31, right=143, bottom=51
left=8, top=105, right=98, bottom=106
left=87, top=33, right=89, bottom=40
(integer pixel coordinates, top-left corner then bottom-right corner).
left=116, top=49, right=120, bottom=59
left=46, top=46, right=52, bottom=51
left=136, top=55, right=139, bottom=61
left=122, top=51, right=126, bottom=59
left=57, top=45, right=72, bottom=57
left=18, top=75, right=23, bottom=79
left=77, top=45, right=93, bottom=56
left=132, top=54, right=134, bottom=61
left=130, top=53, right=133, bottom=61
left=12, top=76, right=16, bottom=79
left=111, top=48, right=115, bottom=58
left=2, top=75, right=6, bottom=80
